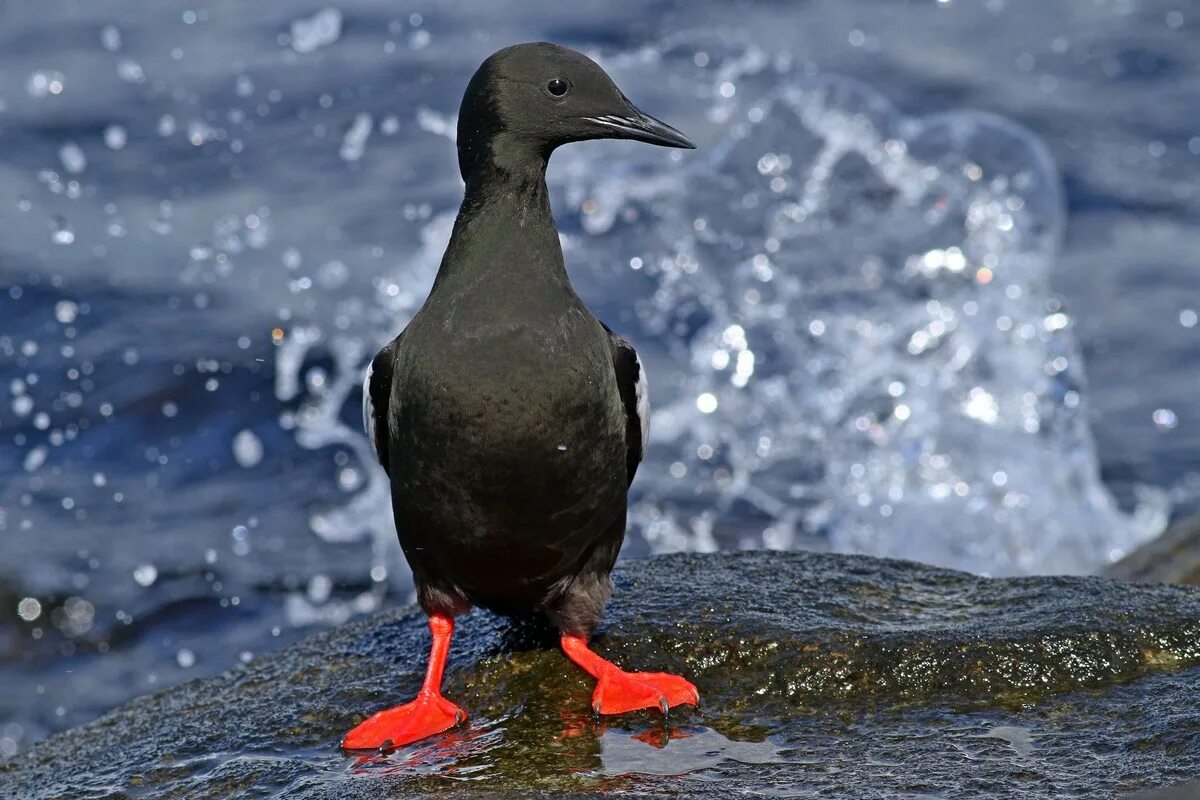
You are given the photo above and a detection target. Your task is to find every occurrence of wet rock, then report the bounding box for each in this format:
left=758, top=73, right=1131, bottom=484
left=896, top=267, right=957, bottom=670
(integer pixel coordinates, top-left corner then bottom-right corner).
left=3, top=551, right=1200, bottom=798
left=1106, top=511, right=1200, bottom=586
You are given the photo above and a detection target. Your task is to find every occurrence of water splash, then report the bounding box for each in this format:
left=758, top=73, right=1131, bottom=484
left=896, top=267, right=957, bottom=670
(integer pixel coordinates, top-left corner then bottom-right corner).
left=289, top=8, right=343, bottom=55
left=273, top=43, right=1165, bottom=581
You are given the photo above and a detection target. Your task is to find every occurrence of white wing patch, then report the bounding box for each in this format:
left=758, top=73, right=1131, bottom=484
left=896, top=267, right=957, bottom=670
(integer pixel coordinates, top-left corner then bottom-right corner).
left=362, top=361, right=379, bottom=464
left=634, top=351, right=650, bottom=450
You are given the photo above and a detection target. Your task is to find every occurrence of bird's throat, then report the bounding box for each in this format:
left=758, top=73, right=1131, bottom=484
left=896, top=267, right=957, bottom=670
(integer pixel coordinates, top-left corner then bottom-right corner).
left=434, top=155, right=570, bottom=291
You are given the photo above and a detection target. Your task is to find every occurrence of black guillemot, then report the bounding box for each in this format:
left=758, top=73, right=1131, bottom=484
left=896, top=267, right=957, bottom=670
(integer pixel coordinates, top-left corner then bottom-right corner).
left=344, top=42, right=697, bottom=751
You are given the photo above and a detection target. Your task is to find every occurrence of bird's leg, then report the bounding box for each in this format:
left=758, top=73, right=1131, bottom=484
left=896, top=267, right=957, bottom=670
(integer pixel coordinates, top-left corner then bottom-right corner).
left=560, top=633, right=698, bottom=716
left=342, top=613, right=466, bottom=750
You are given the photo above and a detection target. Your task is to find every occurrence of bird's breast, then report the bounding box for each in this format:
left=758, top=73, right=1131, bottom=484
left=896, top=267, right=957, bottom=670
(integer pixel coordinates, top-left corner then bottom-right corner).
left=395, top=308, right=622, bottom=471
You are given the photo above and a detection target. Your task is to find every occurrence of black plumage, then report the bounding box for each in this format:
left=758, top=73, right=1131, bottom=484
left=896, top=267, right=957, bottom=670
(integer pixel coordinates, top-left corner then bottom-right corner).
left=364, top=43, right=678, bottom=636
left=345, top=42, right=697, bottom=751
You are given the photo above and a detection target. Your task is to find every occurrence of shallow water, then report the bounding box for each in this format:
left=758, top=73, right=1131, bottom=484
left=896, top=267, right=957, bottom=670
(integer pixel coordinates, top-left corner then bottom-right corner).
left=1, top=0, right=1199, bottom=758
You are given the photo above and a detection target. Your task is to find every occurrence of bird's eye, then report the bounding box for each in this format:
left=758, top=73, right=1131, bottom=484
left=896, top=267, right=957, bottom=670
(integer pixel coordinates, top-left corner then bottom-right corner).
left=546, top=78, right=569, bottom=97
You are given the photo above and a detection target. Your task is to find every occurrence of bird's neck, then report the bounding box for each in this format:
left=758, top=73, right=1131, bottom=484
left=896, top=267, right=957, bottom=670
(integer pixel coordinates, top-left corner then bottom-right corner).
left=433, top=151, right=571, bottom=292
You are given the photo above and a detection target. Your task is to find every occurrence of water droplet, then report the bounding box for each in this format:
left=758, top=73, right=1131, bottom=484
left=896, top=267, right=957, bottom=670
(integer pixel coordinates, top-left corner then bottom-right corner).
left=23, top=446, right=47, bottom=472
left=51, top=217, right=74, bottom=245
left=1153, top=408, right=1178, bottom=430
left=100, top=24, right=122, bottom=51
left=337, top=467, right=361, bottom=491
left=339, top=112, right=373, bottom=162
left=103, top=125, right=127, bottom=150
left=290, top=8, right=342, bottom=53
left=17, top=597, right=42, bottom=622
left=54, top=300, right=78, bottom=324
left=232, top=429, right=263, bottom=467
left=133, top=564, right=157, bottom=587
left=117, top=59, right=145, bottom=84
left=12, top=395, right=33, bottom=417
left=307, top=574, right=332, bottom=603
left=26, top=71, right=65, bottom=98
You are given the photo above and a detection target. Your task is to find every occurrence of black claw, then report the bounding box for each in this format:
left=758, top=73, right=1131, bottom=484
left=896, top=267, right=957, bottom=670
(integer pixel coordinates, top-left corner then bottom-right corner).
left=658, top=696, right=670, bottom=717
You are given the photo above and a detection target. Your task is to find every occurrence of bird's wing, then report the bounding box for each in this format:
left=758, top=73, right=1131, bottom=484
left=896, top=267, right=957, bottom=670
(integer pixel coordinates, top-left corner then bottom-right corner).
left=362, top=336, right=400, bottom=475
left=601, top=323, right=648, bottom=487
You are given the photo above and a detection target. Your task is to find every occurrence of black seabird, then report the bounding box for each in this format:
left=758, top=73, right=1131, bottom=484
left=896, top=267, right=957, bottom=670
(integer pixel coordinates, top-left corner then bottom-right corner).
left=344, top=42, right=697, bottom=751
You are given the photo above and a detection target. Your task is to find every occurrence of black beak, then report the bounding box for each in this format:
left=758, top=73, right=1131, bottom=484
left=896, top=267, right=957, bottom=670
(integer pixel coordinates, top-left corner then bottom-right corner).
left=583, top=105, right=696, bottom=149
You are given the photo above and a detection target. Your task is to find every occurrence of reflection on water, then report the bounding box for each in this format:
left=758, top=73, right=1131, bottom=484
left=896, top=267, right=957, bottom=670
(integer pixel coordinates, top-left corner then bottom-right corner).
left=342, top=714, right=783, bottom=784
left=598, top=724, right=784, bottom=777
left=347, top=717, right=505, bottom=779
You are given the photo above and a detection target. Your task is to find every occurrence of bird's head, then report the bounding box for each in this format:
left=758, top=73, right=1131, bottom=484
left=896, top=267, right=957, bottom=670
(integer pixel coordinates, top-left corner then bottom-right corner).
left=456, top=42, right=694, bottom=182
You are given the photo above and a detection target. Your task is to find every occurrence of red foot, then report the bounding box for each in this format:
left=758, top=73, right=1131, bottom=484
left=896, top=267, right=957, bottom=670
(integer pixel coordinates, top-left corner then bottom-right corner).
left=592, top=668, right=699, bottom=715
left=341, top=690, right=466, bottom=750
left=342, top=613, right=466, bottom=751
left=560, top=634, right=699, bottom=717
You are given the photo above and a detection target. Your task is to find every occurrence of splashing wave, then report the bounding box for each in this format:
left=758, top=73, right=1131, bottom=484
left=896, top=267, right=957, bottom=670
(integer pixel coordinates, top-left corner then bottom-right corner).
left=275, top=40, right=1166, bottom=588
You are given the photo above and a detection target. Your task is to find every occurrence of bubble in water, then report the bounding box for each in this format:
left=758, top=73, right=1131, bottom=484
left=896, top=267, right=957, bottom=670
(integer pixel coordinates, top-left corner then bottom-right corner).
left=132, top=564, right=158, bottom=587
left=232, top=429, right=263, bottom=467
left=290, top=8, right=342, bottom=54
left=176, top=648, right=195, bottom=668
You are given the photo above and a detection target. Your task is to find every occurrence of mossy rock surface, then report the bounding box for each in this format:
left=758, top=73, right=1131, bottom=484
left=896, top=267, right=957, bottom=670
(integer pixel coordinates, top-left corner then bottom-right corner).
left=4, top=551, right=1200, bottom=798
